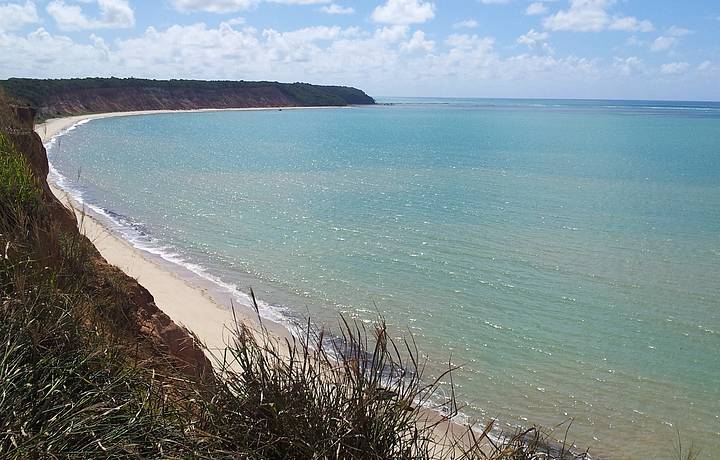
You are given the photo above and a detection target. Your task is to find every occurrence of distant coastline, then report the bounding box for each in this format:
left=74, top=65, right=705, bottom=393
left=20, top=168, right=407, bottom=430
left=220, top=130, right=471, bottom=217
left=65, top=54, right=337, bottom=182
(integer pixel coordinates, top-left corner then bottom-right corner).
left=2, top=77, right=375, bottom=120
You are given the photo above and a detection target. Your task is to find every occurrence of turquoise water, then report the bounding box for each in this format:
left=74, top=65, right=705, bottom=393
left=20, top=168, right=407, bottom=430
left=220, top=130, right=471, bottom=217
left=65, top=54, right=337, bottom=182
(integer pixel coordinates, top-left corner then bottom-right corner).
left=47, top=99, right=720, bottom=459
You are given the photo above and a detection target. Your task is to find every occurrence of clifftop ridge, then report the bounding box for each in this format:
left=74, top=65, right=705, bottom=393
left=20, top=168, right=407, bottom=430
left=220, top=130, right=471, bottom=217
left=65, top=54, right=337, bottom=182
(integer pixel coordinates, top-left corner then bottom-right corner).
left=0, top=77, right=375, bottom=119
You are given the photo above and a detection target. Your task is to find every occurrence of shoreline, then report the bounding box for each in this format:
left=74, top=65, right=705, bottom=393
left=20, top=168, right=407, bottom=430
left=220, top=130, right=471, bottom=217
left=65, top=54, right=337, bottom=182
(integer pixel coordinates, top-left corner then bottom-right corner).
left=36, top=107, right=317, bottom=356
left=36, top=107, right=522, bottom=457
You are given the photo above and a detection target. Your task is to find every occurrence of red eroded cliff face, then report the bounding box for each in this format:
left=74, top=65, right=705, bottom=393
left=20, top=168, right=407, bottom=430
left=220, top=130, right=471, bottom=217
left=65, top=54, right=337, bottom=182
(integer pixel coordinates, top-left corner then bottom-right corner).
left=7, top=117, right=76, bottom=230
left=6, top=109, right=213, bottom=382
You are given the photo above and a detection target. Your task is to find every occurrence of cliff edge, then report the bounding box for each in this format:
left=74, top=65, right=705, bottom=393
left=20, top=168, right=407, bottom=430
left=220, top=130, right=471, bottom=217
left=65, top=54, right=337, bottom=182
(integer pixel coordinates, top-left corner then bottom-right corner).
left=1, top=102, right=212, bottom=381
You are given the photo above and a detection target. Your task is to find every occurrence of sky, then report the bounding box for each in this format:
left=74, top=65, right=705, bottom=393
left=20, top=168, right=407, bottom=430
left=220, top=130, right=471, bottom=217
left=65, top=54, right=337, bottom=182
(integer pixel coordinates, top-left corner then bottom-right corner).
left=0, top=0, right=718, bottom=100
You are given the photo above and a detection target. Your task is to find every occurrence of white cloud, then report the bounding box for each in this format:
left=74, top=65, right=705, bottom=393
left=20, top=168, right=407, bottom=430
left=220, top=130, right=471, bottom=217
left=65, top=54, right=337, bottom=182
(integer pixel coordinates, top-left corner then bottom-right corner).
left=0, top=28, right=112, bottom=77
left=540, top=0, right=654, bottom=32
left=373, top=24, right=408, bottom=42
left=650, top=35, right=676, bottom=52
left=613, top=56, right=644, bottom=76
left=609, top=16, right=653, bottom=32
left=400, top=30, right=434, bottom=53
left=0, top=1, right=39, bottom=31
left=319, top=3, right=354, bottom=14
left=260, top=25, right=363, bottom=63
left=445, top=33, right=493, bottom=51
left=171, top=0, right=255, bottom=13
left=543, top=0, right=653, bottom=34
left=496, top=54, right=599, bottom=83
left=400, top=30, right=435, bottom=53
left=47, top=0, right=135, bottom=30
left=667, top=25, right=691, bottom=37
left=114, top=23, right=266, bottom=77
left=222, top=16, right=246, bottom=25
left=270, top=0, right=330, bottom=4
left=660, top=61, right=688, bottom=75
left=265, top=25, right=360, bottom=42
left=171, top=0, right=331, bottom=13
left=625, top=35, right=643, bottom=47
left=525, top=2, right=547, bottom=16
left=453, top=19, right=478, bottom=29
left=371, top=0, right=435, bottom=25
left=695, top=60, right=717, bottom=79
left=645, top=27, right=691, bottom=53
left=543, top=0, right=613, bottom=32
left=517, top=28, right=549, bottom=47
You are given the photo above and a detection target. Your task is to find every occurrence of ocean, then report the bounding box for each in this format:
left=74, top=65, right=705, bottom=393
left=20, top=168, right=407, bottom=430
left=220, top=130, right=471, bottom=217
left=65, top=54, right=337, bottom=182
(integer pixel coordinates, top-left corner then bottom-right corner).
left=46, top=98, right=720, bottom=459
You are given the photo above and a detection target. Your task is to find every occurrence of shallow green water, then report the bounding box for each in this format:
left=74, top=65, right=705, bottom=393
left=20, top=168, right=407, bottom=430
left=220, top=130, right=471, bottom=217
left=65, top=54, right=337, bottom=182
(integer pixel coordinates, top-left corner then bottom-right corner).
left=48, top=99, right=720, bottom=459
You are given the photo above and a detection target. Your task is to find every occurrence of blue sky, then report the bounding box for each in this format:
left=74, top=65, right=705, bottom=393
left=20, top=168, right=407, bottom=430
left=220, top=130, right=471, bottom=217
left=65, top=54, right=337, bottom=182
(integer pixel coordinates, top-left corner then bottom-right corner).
left=1, top=0, right=718, bottom=100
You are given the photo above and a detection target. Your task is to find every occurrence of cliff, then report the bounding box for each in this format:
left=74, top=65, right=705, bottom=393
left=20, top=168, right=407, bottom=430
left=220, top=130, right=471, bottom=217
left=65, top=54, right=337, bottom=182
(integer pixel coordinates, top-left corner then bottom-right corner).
left=1, top=103, right=211, bottom=381
left=0, top=77, right=375, bottom=119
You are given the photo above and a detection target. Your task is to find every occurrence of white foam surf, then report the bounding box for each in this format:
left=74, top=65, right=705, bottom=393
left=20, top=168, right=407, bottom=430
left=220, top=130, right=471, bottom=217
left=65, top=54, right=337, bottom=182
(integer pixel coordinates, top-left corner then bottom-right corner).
left=44, top=118, right=301, bottom=335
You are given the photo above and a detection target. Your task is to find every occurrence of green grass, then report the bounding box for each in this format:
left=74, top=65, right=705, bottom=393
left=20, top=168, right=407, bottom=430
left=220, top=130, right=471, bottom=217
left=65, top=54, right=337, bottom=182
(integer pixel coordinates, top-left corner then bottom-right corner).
left=0, top=136, right=44, bottom=226
left=0, top=283, right=190, bottom=458
left=0, top=134, right=191, bottom=458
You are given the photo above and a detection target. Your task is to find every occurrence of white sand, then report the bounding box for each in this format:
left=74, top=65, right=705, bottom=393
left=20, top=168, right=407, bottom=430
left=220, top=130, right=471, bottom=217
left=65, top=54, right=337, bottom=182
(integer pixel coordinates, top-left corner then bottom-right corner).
left=36, top=108, right=306, bottom=359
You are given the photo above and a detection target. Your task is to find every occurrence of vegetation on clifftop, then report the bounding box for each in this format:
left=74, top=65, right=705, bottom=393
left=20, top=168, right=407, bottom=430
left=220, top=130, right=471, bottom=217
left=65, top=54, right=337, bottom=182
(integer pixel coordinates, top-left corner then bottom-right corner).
left=0, top=77, right=375, bottom=119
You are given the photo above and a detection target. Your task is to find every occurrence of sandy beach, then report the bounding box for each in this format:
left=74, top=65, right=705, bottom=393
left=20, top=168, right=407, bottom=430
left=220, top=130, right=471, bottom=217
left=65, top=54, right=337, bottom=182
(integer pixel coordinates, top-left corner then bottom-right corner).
left=36, top=108, right=304, bottom=359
